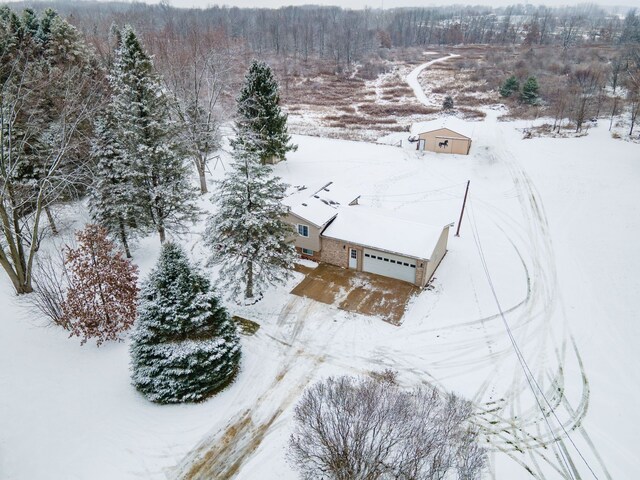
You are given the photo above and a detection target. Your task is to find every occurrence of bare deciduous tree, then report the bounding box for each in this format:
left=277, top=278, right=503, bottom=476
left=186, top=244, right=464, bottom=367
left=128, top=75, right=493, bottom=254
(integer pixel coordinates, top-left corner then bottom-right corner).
left=569, top=65, right=604, bottom=132
left=153, top=24, right=233, bottom=194
left=288, top=373, right=486, bottom=480
left=28, top=245, right=69, bottom=328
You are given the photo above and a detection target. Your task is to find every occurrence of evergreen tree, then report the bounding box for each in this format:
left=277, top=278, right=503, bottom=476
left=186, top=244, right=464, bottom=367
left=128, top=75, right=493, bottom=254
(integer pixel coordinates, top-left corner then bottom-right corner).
left=88, top=109, right=140, bottom=258
left=109, top=26, right=198, bottom=243
left=500, top=75, right=520, bottom=98
left=442, top=95, right=454, bottom=111
left=231, top=60, right=296, bottom=165
left=205, top=146, right=296, bottom=300
left=130, top=243, right=241, bottom=404
left=520, top=76, right=540, bottom=105
left=63, top=224, right=139, bottom=346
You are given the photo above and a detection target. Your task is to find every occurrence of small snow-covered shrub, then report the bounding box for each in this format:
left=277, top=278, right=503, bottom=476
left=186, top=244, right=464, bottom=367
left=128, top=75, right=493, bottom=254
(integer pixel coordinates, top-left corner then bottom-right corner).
left=130, top=243, right=240, bottom=404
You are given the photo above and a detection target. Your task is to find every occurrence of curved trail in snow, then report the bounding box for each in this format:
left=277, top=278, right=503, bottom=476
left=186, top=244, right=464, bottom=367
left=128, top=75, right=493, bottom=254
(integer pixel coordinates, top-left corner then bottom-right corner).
left=405, top=53, right=459, bottom=107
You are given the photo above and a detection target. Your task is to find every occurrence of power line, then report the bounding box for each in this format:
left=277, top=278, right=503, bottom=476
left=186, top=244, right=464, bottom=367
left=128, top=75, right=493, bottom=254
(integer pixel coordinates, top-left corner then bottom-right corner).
left=467, top=201, right=600, bottom=480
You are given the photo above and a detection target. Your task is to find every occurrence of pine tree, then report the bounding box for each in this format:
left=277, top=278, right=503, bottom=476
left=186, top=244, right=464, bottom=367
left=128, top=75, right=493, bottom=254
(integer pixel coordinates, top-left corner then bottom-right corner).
left=520, top=76, right=540, bottom=105
left=442, top=95, right=454, bottom=111
left=130, top=243, right=241, bottom=404
left=89, top=109, right=140, bottom=258
left=109, top=26, right=198, bottom=243
left=205, top=146, right=296, bottom=300
left=63, top=224, right=139, bottom=346
left=500, top=75, right=520, bottom=98
left=231, top=60, right=296, bottom=165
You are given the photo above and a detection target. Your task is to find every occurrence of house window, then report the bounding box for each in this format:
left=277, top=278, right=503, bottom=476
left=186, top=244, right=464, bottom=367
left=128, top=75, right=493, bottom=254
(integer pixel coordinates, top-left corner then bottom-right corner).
left=350, top=249, right=357, bottom=259
left=297, top=224, right=309, bottom=237
left=383, top=258, right=389, bottom=262
left=302, top=248, right=314, bottom=255
left=364, top=253, right=370, bottom=258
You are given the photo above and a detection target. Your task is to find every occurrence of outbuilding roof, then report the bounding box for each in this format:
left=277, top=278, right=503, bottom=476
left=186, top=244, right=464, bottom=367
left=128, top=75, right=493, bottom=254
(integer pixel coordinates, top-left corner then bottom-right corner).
left=417, top=127, right=470, bottom=140
left=321, top=206, right=447, bottom=260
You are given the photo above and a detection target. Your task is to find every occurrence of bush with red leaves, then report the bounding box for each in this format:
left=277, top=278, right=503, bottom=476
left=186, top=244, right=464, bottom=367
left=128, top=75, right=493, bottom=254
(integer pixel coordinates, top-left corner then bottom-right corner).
left=62, top=224, right=139, bottom=346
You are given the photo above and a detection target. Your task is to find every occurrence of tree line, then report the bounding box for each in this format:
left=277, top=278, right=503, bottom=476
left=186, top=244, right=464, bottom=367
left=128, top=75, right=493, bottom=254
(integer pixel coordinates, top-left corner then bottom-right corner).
left=11, top=2, right=640, bottom=70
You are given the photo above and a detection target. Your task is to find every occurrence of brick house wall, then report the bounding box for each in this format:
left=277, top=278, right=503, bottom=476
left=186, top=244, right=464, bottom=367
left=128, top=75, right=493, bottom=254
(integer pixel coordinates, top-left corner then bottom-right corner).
left=320, top=237, right=348, bottom=268
left=296, top=246, right=322, bottom=263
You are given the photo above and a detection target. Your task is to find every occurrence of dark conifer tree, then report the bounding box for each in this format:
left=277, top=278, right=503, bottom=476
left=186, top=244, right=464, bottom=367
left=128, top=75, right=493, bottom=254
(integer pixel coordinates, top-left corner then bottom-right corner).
left=89, top=108, right=139, bottom=258
left=231, top=60, right=296, bottom=164
left=130, top=243, right=241, bottom=404
left=520, top=76, right=540, bottom=105
left=109, top=26, right=198, bottom=244
left=500, top=75, right=520, bottom=98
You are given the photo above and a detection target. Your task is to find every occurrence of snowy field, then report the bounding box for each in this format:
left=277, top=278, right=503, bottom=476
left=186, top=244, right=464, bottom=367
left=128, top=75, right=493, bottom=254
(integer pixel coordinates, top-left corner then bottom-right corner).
left=2, top=74, right=640, bottom=479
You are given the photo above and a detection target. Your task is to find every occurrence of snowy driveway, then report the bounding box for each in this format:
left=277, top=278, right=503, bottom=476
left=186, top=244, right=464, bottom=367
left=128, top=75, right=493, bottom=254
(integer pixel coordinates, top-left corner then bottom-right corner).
left=290, top=263, right=418, bottom=325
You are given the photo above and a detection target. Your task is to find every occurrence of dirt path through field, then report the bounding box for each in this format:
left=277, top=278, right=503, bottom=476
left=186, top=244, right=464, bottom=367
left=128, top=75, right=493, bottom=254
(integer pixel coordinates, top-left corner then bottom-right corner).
left=405, top=53, right=459, bottom=107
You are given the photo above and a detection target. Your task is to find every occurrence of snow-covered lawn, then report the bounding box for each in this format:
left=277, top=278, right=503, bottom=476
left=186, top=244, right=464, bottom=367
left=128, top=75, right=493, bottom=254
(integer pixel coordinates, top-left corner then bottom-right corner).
left=1, top=110, right=639, bottom=479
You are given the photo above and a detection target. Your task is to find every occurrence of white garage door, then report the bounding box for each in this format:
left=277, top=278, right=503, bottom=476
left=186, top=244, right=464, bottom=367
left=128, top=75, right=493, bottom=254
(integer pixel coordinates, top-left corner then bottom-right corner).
left=363, top=249, right=416, bottom=284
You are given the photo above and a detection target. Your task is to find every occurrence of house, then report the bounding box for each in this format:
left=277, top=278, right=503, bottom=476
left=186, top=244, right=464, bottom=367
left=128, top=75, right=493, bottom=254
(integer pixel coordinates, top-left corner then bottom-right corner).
left=414, top=128, right=472, bottom=155
left=286, top=183, right=450, bottom=287
left=284, top=182, right=359, bottom=262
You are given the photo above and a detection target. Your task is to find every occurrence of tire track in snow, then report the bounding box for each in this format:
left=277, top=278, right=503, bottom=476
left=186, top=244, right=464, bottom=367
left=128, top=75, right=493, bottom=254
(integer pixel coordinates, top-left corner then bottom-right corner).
left=470, top=126, right=610, bottom=479
left=172, top=297, right=340, bottom=479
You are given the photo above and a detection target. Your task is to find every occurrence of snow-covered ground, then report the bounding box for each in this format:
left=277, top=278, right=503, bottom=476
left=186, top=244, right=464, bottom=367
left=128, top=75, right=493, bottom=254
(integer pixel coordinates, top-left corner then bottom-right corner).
left=1, top=67, right=639, bottom=478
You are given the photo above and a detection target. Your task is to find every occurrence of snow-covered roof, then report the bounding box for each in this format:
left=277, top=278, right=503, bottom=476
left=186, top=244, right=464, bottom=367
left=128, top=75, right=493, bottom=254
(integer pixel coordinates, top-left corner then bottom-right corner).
left=412, top=116, right=474, bottom=139
left=290, top=199, right=339, bottom=228
left=321, top=206, right=447, bottom=260
left=286, top=181, right=359, bottom=228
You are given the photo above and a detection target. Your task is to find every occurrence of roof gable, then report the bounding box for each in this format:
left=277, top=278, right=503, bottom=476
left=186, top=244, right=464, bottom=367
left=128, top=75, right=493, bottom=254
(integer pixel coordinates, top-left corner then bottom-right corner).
left=418, top=127, right=470, bottom=140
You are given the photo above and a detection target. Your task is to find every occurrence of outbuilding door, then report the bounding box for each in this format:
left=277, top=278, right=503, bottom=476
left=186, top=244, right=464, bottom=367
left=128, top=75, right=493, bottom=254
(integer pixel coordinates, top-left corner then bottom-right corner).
left=362, top=249, right=416, bottom=284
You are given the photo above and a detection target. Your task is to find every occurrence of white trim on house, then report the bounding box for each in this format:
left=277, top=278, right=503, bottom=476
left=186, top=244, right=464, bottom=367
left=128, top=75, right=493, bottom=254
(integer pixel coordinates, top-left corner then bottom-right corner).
left=297, top=224, right=310, bottom=237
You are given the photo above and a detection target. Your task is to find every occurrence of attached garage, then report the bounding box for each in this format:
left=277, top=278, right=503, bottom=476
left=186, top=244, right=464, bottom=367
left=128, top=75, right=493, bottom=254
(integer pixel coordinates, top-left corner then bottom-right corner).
left=416, top=128, right=471, bottom=155
left=319, top=206, right=451, bottom=287
left=363, top=249, right=416, bottom=284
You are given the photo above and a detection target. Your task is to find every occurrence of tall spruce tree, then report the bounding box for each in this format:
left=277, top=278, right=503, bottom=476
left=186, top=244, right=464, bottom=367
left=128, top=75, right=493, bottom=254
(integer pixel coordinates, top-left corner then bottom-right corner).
left=205, top=146, right=296, bottom=300
left=130, top=243, right=241, bottom=404
left=231, top=60, right=296, bottom=165
left=109, top=26, right=198, bottom=243
left=88, top=109, right=139, bottom=258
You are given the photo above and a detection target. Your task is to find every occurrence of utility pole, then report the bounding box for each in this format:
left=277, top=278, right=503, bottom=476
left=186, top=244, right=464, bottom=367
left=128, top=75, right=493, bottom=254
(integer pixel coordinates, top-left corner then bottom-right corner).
left=455, top=180, right=470, bottom=237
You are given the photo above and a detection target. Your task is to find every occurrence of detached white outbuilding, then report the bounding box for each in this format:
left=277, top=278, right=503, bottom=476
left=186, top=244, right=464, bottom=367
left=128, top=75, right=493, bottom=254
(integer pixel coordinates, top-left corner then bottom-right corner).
left=415, top=128, right=472, bottom=155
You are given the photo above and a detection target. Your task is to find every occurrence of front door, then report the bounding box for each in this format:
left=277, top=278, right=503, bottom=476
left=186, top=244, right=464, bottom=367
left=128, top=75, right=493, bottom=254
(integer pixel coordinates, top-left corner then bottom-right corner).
left=349, top=248, right=358, bottom=269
